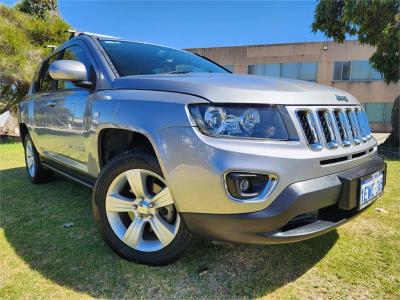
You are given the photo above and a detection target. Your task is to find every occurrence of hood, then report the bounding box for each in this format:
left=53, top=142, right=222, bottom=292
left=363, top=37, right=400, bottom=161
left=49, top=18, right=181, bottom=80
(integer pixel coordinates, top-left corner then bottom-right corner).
left=112, top=73, right=360, bottom=105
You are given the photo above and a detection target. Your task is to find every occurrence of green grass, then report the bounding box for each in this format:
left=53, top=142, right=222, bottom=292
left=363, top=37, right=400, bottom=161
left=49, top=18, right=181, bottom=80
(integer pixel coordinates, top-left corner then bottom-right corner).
left=0, top=142, right=399, bottom=299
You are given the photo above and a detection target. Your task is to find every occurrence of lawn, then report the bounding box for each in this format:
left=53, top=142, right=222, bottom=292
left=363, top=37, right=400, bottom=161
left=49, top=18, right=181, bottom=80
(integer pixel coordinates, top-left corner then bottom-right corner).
left=0, top=141, right=399, bottom=299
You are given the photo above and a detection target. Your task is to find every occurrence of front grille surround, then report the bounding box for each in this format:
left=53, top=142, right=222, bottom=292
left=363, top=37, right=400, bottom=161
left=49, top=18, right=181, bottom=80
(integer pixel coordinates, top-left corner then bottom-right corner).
left=296, top=106, right=372, bottom=151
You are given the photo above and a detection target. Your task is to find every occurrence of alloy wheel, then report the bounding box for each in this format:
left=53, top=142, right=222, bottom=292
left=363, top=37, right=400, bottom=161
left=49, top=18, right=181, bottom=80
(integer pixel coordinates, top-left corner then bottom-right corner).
left=25, top=140, right=35, bottom=177
left=105, top=169, right=180, bottom=252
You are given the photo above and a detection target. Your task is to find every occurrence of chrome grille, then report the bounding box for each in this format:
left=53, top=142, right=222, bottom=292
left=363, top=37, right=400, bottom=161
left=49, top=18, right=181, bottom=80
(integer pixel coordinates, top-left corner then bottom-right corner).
left=296, top=107, right=372, bottom=150
left=317, top=110, right=338, bottom=149
left=296, top=110, right=323, bottom=150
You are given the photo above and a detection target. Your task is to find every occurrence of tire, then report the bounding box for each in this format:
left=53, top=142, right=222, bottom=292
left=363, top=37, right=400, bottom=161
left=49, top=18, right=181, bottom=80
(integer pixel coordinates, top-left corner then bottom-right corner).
left=92, top=150, right=192, bottom=266
left=23, top=134, right=54, bottom=184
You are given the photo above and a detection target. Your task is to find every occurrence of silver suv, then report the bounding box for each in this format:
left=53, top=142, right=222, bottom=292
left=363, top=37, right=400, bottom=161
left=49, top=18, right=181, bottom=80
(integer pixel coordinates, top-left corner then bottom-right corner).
left=19, top=33, right=386, bottom=265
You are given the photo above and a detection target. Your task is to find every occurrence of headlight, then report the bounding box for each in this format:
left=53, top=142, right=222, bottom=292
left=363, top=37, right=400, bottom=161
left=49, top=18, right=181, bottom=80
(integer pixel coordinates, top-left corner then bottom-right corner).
left=189, top=104, right=289, bottom=139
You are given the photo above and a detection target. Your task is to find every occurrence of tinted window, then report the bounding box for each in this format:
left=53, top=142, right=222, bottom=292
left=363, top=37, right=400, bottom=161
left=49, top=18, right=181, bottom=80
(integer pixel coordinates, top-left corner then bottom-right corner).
left=351, top=60, right=369, bottom=80
left=31, top=66, right=42, bottom=93
left=100, top=40, right=227, bottom=76
left=249, top=62, right=317, bottom=81
left=57, top=45, right=92, bottom=90
left=341, top=61, right=351, bottom=80
left=333, top=60, right=382, bottom=81
left=333, top=62, right=343, bottom=80
left=365, top=103, right=384, bottom=123
left=281, top=63, right=298, bottom=79
left=40, top=54, right=59, bottom=92
left=299, top=62, right=318, bottom=81
left=264, top=63, right=280, bottom=77
left=370, top=67, right=382, bottom=80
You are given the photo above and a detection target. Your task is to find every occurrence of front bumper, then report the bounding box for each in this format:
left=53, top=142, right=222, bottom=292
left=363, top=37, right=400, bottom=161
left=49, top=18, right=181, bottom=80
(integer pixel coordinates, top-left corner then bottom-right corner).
left=181, top=157, right=386, bottom=244
left=153, top=126, right=378, bottom=214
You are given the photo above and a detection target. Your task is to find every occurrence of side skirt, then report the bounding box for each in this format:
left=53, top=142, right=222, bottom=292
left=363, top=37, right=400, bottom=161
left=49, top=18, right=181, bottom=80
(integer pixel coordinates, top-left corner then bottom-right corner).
left=42, top=161, right=95, bottom=189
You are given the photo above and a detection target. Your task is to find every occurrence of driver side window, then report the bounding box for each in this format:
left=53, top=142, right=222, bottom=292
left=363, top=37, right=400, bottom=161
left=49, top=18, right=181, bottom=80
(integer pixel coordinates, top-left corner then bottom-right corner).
left=57, top=45, right=93, bottom=90
left=39, top=54, right=59, bottom=92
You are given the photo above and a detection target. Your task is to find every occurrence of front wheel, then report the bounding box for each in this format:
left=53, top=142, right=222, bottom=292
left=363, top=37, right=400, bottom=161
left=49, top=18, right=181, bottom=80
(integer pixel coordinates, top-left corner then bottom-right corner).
left=92, top=150, right=191, bottom=265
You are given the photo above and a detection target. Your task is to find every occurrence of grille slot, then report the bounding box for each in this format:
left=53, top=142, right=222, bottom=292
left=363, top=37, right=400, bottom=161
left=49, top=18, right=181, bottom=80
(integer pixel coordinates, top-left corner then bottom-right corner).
left=296, top=110, right=323, bottom=150
left=317, top=110, right=338, bottom=149
left=356, top=109, right=372, bottom=140
left=320, top=147, right=374, bottom=165
left=297, top=106, right=372, bottom=150
left=333, top=109, right=352, bottom=147
left=346, top=109, right=362, bottom=144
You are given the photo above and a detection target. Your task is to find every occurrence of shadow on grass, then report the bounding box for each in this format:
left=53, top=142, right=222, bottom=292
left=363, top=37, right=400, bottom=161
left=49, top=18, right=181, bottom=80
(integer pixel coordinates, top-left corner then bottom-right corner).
left=1, top=166, right=338, bottom=298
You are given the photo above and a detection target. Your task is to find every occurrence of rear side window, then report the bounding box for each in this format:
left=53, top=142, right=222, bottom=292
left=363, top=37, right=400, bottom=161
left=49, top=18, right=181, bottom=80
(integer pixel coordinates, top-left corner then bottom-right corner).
left=57, top=45, right=93, bottom=90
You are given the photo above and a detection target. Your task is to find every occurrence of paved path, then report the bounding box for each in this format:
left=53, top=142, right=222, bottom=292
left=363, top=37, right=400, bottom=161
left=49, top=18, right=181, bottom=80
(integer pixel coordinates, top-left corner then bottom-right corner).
left=372, top=133, right=390, bottom=145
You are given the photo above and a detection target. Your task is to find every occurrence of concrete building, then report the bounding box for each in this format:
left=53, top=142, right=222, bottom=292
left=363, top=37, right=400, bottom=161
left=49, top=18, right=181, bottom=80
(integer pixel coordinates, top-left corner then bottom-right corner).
left=187, top=40, right=399, bottom=133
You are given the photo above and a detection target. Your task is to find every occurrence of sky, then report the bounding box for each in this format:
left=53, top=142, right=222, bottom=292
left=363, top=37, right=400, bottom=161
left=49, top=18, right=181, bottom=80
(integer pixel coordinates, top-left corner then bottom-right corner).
left=1, top=0, right=329, bottom=49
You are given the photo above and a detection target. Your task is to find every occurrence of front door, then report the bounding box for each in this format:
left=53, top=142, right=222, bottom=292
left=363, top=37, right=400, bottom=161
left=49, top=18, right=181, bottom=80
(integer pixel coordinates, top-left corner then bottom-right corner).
left=40, top=42, right=96, bottom=174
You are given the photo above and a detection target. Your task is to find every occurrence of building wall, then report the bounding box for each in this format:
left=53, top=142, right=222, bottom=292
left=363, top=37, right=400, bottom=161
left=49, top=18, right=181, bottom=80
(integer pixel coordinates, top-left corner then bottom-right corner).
left=187, top=41, right=399, bottom=132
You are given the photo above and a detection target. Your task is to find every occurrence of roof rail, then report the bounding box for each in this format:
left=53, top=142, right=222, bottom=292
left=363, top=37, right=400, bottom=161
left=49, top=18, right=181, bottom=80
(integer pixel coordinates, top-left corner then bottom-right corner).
left=44, top=45, right=57, bottom=52
left=78, top=31, right=120, bottom=39
left=64, top=29, right=120, bottom=40
left=65, top=29, right=77, bottom=40
left=64, top=29, right=119, bottom=41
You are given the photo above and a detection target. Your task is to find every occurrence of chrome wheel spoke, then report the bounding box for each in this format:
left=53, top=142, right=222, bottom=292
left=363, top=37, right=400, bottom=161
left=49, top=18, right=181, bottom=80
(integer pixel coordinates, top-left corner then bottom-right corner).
left=125, top=169, right=147, bottom=199
left=122, top=217, right=145, bottom=248
left=27, top=142, right=33, bottom=154
left=149, top=214, right=175, bottom=246
left=27, top=156, right=33, bottom=168
left=106, top=194, right=135, bottom=212
left=106, top=168, right=179, bottom=252
left=150, top=187, right=174, bottom=208
left=25, top=141, right=35, bottom=176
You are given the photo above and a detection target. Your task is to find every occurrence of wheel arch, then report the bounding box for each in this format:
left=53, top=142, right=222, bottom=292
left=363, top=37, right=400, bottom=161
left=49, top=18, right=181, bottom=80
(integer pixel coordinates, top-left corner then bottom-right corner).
left=97, top=127, right=160, bottom=169
left=19, top=123, right=29, bottom=144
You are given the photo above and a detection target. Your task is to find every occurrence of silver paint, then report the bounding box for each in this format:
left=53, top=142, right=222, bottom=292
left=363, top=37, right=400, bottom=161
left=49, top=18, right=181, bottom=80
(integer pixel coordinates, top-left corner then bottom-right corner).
left=49, top=60, right=87, bottom=82
left=19, top=35, right=379, bottom=215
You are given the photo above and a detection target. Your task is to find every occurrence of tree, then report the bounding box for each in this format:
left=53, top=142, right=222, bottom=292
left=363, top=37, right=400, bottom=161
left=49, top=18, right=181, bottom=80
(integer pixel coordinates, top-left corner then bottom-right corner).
left=312, top=0, right=399, bottom=147
left=0, top=3, right=69, bottom=114
left=383, top=96, right=399, bottom=148
left=16, top=0, right=59, bottom=19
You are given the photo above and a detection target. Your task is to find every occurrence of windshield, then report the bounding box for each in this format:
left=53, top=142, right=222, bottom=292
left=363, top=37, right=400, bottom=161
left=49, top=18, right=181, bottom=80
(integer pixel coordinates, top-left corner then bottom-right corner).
left=100, top=40, right=228, bottom=77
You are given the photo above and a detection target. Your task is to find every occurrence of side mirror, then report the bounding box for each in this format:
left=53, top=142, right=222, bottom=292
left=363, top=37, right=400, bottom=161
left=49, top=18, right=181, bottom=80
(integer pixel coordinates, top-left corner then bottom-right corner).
left=49, top=60, right=93, bottom=88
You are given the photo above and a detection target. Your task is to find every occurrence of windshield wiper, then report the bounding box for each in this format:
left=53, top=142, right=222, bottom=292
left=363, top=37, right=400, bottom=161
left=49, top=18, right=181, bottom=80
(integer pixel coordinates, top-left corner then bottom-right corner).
left=167, top=71, right=191, bottom=74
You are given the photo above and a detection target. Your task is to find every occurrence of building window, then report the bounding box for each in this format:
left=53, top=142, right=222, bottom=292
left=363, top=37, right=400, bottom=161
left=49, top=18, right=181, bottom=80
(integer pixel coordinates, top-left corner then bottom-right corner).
left=364, top=102, right=393, bottom=124
left=224, top=65, right=234, bottom=72
left=248, top=62, right=318, bottom=81
left=333, top=60, right=383, bottom=81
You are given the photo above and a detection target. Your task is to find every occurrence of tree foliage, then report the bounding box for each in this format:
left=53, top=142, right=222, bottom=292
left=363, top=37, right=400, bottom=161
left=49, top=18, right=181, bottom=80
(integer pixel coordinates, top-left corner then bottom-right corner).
left=312, top=0, right=400, bottom=147
left=312, top=0, right=399, bottom=84
left=0, top=3, right=70, bottom=114
left=16, top=0, right=58, bottom=19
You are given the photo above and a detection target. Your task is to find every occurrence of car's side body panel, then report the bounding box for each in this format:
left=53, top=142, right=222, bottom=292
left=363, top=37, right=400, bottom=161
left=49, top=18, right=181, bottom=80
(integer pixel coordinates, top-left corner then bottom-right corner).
left=86, top=90, right=208, bottom=175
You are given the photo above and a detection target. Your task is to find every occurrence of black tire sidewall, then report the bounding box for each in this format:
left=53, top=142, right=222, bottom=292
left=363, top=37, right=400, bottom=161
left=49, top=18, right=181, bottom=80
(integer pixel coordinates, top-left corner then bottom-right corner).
left=92, top=151, right=191, bottom=266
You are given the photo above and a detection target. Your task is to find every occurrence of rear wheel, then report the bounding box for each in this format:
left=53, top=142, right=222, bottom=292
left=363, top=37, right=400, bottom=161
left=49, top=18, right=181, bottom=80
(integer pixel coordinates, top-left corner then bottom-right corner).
left=92, top=150, right=191, bottom=265
left=23, top=134, right=53, bottom=184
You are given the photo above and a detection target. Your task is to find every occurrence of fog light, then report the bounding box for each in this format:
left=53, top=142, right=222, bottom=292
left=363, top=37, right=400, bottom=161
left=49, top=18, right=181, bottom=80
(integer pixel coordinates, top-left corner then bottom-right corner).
left=239, top=178, right=250, bottom=192
left=225, top=172, right=278, bottom=201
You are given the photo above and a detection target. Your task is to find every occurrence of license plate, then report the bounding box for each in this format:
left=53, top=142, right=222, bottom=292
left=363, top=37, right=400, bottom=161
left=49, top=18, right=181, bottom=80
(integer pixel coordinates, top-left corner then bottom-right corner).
left=359, top=170, right=384, bottom=209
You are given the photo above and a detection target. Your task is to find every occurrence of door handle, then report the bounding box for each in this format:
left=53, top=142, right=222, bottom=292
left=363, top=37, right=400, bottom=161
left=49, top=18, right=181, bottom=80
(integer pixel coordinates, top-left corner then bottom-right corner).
left=46, top=99, right=57, bottom=107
